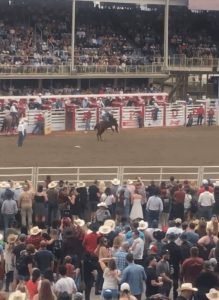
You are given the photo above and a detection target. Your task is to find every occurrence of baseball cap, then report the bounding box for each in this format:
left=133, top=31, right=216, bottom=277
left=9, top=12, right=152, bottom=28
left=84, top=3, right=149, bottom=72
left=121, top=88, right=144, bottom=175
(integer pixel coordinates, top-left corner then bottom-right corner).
left=120, top=283, right=130, bottom=292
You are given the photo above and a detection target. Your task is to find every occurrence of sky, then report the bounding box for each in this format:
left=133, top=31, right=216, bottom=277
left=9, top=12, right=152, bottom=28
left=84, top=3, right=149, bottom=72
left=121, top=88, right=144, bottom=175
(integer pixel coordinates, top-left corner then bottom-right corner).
left=189, top=0, right=219, bottom=11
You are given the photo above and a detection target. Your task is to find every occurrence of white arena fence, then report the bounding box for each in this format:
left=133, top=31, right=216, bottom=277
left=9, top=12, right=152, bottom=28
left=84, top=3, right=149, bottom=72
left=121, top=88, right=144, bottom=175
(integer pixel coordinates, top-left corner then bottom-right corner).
left=1, top=101, right=218, bottom=133
left=0, top=166, right=219, bottom=190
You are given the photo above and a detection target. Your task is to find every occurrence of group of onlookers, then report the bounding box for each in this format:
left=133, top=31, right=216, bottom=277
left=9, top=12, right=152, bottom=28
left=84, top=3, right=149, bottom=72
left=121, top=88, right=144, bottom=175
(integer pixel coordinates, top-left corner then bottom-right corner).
left=0, top=2, right=219, bottom=68
left=0, top=176, right=219, bottom=299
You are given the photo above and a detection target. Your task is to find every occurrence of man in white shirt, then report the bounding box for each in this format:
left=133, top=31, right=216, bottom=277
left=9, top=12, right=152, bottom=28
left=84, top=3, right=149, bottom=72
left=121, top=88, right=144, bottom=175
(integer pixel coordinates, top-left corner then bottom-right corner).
left=198, top=186, right=215, bottom=220
left=55, top=265, right=77, bottom=298
left=17, top=120, right=25, bottom=147
left=130, top=230, right=144, bottom=265
left=146, top=189, right=163, bottom=227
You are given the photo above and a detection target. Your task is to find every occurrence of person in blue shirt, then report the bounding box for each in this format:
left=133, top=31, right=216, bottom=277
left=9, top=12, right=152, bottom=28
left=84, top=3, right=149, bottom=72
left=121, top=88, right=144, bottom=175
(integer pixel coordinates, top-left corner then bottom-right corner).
left=121, top=253, right=147, bottom=300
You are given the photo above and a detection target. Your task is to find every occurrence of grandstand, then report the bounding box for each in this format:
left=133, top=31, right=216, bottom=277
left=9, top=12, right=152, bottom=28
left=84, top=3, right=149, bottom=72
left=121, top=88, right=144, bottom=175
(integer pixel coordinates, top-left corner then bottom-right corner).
left=0, top=0, right=219, bottom=100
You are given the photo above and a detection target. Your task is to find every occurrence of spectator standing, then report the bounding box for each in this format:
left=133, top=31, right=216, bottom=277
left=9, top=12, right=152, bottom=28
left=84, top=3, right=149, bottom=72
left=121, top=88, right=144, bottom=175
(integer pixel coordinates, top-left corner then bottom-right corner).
left=5, top=234, right=17, bottom=292
left=121, top=253, right=147, bottom=300
left=54, top=266, right=77, bottom=299
left=156, top=249, right=172, bottom=297
left=146, top=188, right=163, bottom=227
left=33, top=185, right=48, bottom=228
left=33, top=279, right=57, bottom=300
left=18, top=184, right=33, bottom=229
left=47, top=181, right=59, bottom=227
left=172, top=184, right=185, bottom=221
left=1, top=189, right=18, bottom=238
left=88, top=180, right=100, bottom=221
left=114, top=242, right=129, bottom=273
left=198, top=186, right=215, bottom=220
left=130, top=230, right=144, bottom=265
left=34, top=241, right=54, bottom=275
left=145, top=255, right=163, bottom=298
left=181, top=247, right=203, bottom=284
left=99, top=258, right=121, bottom=299
left=26, top=268, right=41, bottom=300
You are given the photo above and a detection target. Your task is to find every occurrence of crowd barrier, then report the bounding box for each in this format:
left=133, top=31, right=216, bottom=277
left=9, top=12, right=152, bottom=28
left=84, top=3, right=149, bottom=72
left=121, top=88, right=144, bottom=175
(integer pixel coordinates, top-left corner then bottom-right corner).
left=0, top=166, right=219, bottom=190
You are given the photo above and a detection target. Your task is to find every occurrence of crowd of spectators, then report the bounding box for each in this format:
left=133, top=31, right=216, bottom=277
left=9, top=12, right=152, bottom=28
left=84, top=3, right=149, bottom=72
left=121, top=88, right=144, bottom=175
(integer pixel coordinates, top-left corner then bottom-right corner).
left=0, top=176, right=219, bottom=299
left=0, top=1, right=219, bottom=68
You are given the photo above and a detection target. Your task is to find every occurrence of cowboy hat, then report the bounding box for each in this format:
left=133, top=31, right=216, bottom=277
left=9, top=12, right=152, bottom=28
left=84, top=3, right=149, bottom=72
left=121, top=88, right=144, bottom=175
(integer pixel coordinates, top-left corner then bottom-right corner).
left=98, top=225, right=112, bottom=235
left=88, top=222, right=99, bottom=232
left=74, top=218, right=85, bottom=227
left=138, top=220, right=148, bottom=231
left=76, top=181, right=86, bottom=188
left=111, top=178, right=120, bottom=185
left=7, top=234, right=18, bottom=244
left=14, top=182, right=22, bottom=189
left=175, top=218, right=182, bottom=224
left=97, top=202, right=108, bottom=208
left=48, top=181, right=57, bottom=189
left=9, top=290, right=27, bottom=300
left=206, top=289, right=219, bottom=300
left=179, top=283, right=198, bottom=292
left=29, top=226, right=42, bottom=236
left=0, top=181, right=10, bottom=188
left=104, top=219, right=116, bottom=230
left=127, top=179, right=133, bottom=185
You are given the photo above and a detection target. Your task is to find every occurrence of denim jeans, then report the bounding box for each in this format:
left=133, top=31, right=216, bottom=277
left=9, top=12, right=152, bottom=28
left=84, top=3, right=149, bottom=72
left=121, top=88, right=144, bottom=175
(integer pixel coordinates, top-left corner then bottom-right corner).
left=3, top=214, right=15, bottom=234
left=199, top=206, right=212, bottom=221
left=17, top=132, right=24, bottom=147
left=148, top=210, right=160, bottom=227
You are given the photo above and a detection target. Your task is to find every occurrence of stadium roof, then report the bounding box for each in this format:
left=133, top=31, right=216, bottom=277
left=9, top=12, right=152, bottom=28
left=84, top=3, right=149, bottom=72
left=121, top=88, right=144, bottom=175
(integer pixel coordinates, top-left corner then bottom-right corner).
left=80, top=0, right=187, bottom=5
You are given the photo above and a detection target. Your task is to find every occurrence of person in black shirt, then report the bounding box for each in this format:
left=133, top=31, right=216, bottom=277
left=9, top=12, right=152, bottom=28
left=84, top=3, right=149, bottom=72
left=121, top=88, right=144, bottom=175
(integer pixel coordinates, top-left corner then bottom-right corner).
left=145, top=255, right=163, bottom=298
left=88, top=180, right=100, bottom=221
left=34, top=240, right=54, bottom=275
left=164, top=233, right=182, bottom=299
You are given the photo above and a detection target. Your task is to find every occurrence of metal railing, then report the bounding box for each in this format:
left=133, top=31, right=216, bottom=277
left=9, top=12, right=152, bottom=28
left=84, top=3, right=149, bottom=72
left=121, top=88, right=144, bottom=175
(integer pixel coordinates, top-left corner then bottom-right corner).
left=0, top=56, right=218, bottom=76
left=0, top=166, right=219, bottom=190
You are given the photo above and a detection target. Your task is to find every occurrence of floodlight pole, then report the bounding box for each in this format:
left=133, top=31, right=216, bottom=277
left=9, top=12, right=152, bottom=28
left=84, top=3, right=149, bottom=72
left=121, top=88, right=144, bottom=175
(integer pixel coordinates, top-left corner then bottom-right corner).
left=164, top=0, right=169, bottom=69
left=71, top=0, right=76, bottom=71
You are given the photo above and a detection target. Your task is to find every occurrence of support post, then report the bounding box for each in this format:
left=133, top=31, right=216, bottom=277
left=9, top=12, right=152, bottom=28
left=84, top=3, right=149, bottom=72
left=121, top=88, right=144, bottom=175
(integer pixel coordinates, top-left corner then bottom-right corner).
left=71, top=0, right=76, bottom=72
left=164, top=0, right=170, bottom=69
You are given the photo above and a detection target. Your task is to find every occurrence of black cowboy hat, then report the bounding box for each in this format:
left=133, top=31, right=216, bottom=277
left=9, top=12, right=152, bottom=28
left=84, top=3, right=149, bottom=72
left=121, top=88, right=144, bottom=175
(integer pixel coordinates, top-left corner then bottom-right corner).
left=153, top=230, right=165, bottom=240
left=88, top=222, right=99, bottom=232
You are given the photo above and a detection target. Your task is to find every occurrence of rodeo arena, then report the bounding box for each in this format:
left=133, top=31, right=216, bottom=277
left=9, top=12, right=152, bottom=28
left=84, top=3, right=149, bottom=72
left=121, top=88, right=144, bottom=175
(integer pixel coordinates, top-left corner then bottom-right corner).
left=3, top=1, right=219, bottom=300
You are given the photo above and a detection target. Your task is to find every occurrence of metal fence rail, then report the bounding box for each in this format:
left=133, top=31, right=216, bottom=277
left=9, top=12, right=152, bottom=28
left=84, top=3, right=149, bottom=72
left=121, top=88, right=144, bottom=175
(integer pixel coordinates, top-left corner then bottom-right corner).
left=0, top=56, right=218, bottom=76
left=0, top=166, right=218, bottom=190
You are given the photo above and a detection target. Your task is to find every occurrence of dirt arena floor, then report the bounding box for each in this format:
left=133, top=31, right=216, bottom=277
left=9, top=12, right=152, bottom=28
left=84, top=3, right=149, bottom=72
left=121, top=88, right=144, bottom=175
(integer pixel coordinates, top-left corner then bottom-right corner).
left=0, top=125, right=219, bottom=167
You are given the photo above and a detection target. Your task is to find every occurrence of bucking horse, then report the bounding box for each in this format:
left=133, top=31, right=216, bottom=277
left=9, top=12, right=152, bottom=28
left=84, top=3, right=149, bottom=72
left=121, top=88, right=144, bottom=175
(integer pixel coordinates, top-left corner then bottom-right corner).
left=1, top=113, right=20, bottom=134
left=94, top=115, right=119, bottom=141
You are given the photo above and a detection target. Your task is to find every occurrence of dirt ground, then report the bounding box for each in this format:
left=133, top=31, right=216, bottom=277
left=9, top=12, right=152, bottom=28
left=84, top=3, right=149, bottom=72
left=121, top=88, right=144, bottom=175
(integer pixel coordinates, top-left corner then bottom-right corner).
left=0, top=126, right=219, bottom=167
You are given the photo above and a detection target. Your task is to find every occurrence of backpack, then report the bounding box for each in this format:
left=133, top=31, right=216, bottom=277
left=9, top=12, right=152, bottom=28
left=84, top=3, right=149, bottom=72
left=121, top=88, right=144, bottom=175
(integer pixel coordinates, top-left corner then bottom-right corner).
left=53, top=239, right=62, bottom=259
left=16, top=251, right=27, bottom=273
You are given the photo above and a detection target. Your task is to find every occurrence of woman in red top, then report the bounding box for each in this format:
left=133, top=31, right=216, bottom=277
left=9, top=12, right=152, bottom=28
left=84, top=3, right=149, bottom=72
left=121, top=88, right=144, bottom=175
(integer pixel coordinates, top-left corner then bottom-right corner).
left=26, top=268, right=41, bottom=300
